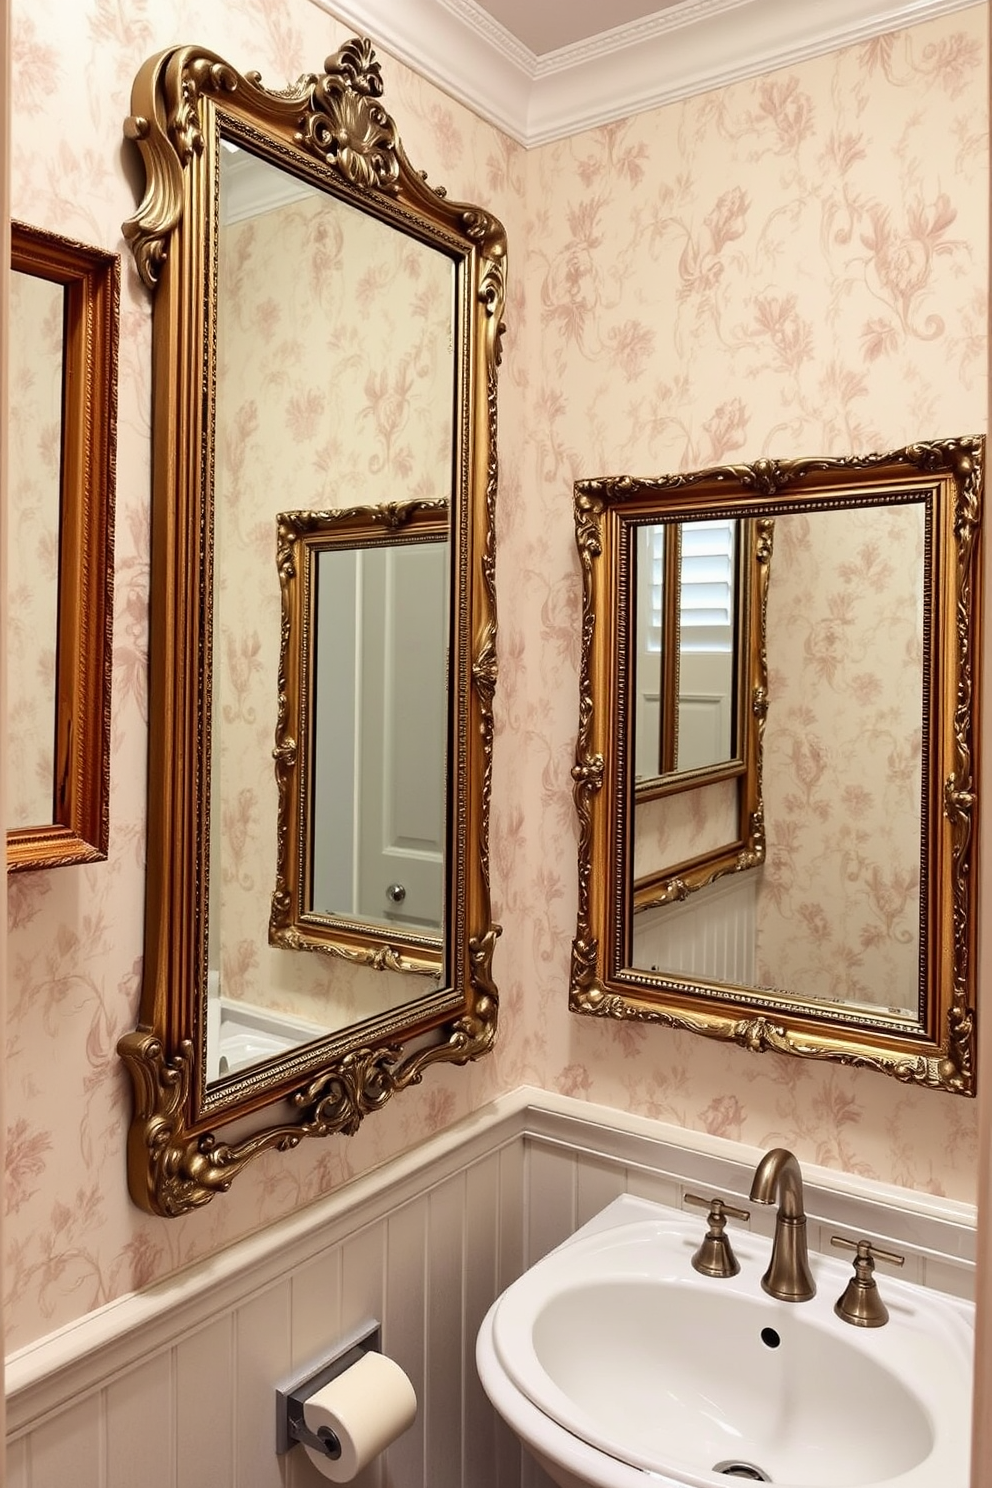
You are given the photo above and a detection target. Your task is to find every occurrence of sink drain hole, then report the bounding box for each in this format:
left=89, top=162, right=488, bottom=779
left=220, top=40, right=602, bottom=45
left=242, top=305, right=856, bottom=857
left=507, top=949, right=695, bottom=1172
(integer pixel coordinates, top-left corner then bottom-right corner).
left=714, top=1462, right=772, bottom=1481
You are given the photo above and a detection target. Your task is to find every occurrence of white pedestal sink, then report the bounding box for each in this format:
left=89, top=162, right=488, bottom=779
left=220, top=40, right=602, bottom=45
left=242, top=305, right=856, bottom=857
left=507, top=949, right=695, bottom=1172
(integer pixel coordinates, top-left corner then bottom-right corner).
left=476, top=1195, right=973, bottom=1488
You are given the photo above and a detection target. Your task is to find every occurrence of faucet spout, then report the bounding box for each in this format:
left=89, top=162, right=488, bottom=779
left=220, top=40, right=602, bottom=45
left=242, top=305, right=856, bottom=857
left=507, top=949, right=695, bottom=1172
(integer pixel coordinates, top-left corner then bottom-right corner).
left=749, top=1148, right=816, bottom=1302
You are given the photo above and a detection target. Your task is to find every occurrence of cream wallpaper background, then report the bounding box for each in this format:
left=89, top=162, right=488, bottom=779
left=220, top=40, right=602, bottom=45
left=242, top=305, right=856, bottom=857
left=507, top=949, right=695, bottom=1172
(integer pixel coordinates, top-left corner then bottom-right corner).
left=4, top=0, right=987, bottom=1352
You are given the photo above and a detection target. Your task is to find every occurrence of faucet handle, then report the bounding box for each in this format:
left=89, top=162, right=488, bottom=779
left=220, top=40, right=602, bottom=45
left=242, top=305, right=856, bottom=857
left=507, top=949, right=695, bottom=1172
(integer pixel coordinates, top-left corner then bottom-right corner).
left=684, top=1192, right=751, bottom=1222
left=685, top=1194, right=751, bottom=1279
left=830, top=1235, right=905, bottom=1267
left=830, top=1236, right=905, bottom=1327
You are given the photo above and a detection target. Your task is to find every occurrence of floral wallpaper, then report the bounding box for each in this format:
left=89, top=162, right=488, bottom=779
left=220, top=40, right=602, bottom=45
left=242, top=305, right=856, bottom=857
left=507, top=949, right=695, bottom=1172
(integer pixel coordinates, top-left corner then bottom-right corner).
left=633, top=778, right=739, bottom=881
left=213, top=177, right=454, bottom=1034
left=755, top=503, right=926, bottom=1010
left=7, top=268, right=62, bottom=829
left=4, top=0, right=986, bottom=1352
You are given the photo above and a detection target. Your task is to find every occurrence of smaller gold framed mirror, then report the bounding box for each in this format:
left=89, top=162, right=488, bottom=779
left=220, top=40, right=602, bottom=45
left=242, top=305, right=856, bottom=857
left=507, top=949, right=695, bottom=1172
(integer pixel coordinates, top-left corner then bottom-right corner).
left=572, top=441, right=982, bottom=1095
left=7, top=222, right=119, bottom=872
left=270, top=499, right=450, bottom=971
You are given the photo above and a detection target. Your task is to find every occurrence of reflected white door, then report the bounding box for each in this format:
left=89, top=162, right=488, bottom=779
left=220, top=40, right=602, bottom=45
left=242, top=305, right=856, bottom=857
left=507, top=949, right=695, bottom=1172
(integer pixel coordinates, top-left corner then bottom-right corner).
left=356, top=542, right=447, bottom=928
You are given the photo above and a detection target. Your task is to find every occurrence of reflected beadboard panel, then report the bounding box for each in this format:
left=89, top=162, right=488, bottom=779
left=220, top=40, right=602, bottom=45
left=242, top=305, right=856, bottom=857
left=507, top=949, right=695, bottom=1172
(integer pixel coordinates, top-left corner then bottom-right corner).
left=631, top=871, right=757, bottom=984
left=6, top=1089, right=976, bottom=1488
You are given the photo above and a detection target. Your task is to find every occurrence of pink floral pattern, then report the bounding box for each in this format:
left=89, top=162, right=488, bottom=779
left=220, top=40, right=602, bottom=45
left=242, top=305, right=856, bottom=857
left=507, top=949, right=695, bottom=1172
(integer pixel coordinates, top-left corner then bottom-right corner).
left=5, top=1, right=986, bottom=1351
left=756, top=505, right=925, bottom=1008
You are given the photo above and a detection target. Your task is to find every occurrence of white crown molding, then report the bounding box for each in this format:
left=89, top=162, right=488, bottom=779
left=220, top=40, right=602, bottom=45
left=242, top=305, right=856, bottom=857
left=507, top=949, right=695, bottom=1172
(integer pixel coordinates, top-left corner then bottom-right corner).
left=309, top=0, right=982, bottom=146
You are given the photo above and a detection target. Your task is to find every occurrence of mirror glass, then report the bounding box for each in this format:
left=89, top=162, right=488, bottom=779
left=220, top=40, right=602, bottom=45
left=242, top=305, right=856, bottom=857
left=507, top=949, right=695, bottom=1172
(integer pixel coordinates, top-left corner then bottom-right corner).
left=117, top=39, right=505, bottom=1214
left=7, top=269, right=64, bottom=828
left=206, top=140, right=456, bottom=1080
left=6, top=223, right=118, bottom=872
left=634, top=520, right=739, bottom=782
left=630, top=501, right=924, bottom=1016
left=571, top=444, right=981, bottom=1095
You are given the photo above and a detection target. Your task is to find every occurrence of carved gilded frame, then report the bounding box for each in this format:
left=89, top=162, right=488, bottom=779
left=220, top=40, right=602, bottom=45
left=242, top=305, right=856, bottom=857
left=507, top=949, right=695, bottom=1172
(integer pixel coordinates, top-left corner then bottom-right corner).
left=632, top=516, right=771, bottom=911
left=270, top=499, right=449, bottom=969
left=117, top=39, right=505, bottom=1214
left=571, top=442, right=981, bottom=1094
left=8, top=222, right=119, bottom=872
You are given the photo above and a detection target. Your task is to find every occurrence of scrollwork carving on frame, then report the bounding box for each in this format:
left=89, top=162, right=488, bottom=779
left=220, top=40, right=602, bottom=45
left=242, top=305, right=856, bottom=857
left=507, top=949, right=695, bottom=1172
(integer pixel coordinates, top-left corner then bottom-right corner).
left=118, top=36, right=506, bottom=1214
left=570, top=440, right=982, bottom=1096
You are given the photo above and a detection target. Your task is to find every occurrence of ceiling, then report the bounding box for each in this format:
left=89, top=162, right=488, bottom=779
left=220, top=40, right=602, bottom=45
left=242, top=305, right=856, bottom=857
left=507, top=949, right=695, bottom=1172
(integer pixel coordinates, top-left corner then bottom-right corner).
left=318, top=0, right=980, bottom=145
left=475, top=0, right=688, bottom=55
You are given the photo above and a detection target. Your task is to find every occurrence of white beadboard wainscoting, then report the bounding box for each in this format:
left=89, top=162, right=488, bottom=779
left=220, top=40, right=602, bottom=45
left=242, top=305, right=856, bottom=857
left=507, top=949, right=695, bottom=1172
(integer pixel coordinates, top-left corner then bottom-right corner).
left=6, top=1088, right=976, bottom=1488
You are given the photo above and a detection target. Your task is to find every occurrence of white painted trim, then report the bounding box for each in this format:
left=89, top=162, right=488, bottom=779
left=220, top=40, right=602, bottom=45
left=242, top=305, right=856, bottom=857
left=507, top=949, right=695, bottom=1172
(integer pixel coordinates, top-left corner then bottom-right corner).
left=308, top=0, right=533, bottom=143
left=6, top=1085, right=975, bottom=1436
left=307, top=0, right=983, bottom=146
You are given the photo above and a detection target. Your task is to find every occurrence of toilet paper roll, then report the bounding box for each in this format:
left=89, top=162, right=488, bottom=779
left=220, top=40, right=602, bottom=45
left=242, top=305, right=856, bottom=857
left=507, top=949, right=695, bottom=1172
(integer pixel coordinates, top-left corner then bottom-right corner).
left=302, top=1350, right=418, bottom=1483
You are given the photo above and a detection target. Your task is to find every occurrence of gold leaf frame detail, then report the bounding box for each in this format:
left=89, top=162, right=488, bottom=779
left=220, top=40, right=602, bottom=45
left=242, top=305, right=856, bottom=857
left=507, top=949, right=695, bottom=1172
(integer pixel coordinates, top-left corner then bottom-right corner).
left=7, top=223, right=119, bottom=872
left=118, top=39, right=505, bottom=1214
left=571, top=440, right=982, bottom=1095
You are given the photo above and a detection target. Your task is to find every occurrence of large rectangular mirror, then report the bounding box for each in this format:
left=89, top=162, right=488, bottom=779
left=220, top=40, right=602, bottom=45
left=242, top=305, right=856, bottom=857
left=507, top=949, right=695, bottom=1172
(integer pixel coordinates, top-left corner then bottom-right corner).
left=571, top=442, right=981, bottom=1095
left=116, top=38, right=506, bottom=1214
left=7, top=222, right=118, bottom=871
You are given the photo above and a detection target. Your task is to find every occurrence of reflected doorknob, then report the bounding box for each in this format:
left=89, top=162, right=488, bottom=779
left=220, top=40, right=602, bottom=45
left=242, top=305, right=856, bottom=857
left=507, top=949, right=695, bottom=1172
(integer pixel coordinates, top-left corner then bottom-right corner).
left=386, top=883, right=407, bottom=904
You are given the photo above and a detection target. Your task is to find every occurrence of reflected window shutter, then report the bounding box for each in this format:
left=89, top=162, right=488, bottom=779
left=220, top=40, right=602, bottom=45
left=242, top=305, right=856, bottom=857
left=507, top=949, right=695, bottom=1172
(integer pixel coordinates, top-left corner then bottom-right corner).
left=677, top=519, right=735, bottom=652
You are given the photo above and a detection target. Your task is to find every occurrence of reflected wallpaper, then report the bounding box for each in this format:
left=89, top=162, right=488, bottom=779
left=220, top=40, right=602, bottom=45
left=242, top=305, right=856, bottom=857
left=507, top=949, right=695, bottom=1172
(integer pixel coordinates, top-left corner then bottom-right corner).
left=5, top=0, right=986, bottom=1351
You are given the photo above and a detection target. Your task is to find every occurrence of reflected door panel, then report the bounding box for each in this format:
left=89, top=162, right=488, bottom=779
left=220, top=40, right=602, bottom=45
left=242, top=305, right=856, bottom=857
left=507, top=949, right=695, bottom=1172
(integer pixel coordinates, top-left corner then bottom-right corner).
left=311, top=540, right=447, bottom=930
left=356, top=542, right=447, bottom=928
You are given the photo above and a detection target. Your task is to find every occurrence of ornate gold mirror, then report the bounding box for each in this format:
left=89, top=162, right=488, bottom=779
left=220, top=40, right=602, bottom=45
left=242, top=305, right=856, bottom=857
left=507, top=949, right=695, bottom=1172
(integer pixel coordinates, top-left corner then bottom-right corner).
left=572, top=441, right=981, bottom=1095
left=117, top=39, right=505, bottom=1215
left=7, top=222, right=118, bottom=872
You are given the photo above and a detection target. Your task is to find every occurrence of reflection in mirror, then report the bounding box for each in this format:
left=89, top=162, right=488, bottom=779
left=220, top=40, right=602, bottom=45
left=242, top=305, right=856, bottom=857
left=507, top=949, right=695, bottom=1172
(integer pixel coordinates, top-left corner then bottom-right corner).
left=117, top=39, right=505, bottom=1213
left=207, top=136, right=457, bottom=1083
left=572, top=442, right=982, bottom=1095
left=8, top=269, right=62, bottom=827
left=7, top=222, right=119, bottom=871
left=269, top=502, right=449, bottom=977
left=634, top=520, right=740, bottom=781
left=311, top=538, right=448, bottom=931
left=631, top=516, right=769, bottom=914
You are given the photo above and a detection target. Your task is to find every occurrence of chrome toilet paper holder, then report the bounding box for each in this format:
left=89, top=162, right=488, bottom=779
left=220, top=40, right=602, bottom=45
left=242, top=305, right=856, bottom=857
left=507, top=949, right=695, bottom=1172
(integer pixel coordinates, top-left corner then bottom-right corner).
left=276, top=1321, right=381, bottom=1461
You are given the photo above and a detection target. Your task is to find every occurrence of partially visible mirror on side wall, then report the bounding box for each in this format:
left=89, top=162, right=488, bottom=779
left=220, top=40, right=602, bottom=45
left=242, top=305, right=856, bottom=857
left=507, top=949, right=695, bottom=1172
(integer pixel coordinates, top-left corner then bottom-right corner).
left=572, top=441, right=981, bottom=1095
left=7, top=222, right=119, bottom=872
left=116, top=38, right=506, bottom=1215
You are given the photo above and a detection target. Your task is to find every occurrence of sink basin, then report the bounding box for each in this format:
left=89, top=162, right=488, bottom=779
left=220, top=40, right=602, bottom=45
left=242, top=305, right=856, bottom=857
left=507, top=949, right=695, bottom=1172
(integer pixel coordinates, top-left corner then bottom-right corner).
left=476, top=1196, right=973, bottom=1488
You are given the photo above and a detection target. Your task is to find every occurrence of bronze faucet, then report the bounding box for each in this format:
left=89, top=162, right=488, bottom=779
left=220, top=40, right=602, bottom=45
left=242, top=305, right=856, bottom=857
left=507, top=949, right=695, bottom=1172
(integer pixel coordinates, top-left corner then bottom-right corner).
left=749, top=1148, right=816, bottom=1302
